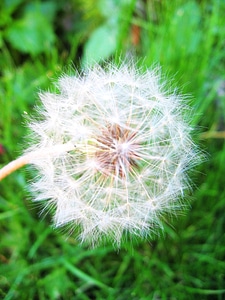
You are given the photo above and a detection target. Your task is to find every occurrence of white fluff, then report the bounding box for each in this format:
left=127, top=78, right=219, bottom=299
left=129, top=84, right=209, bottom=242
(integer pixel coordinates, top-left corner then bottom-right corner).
left=26, top=62, right=201, bottom=247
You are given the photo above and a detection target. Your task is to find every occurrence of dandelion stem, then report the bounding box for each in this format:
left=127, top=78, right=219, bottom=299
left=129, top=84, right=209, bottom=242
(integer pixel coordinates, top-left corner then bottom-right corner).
left=0, top=142, right=75, bottom=181
left=0, top=155, right=30, bottom=181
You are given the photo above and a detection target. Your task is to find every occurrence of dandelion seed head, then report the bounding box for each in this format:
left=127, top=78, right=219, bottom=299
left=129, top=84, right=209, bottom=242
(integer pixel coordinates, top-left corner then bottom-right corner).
left=26, top=62, right=202, bottom=247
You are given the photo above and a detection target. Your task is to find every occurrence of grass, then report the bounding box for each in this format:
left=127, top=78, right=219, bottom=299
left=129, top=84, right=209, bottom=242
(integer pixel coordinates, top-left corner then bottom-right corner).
left=0, top=0, right=225, bottom=299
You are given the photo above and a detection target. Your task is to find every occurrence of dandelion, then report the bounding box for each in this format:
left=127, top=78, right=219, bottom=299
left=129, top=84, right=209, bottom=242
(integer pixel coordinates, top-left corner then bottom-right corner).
left=0, top=62, right=201, bottom=247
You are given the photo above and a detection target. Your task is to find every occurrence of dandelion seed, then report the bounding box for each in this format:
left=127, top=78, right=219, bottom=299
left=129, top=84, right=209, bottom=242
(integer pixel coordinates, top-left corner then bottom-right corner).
left=0, top=62, right=202, bottom=247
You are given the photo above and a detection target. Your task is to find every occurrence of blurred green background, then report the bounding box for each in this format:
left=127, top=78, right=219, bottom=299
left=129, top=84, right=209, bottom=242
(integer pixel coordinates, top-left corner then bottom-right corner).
left=0, top=0, right=225, bottom=299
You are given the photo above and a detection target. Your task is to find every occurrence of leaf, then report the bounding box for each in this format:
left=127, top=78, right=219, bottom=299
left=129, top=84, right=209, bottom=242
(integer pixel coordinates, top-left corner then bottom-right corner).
left=81, top=0, right=136, bottom=66
left=5, top=10, right=55, bottom=55
left=82, top=21, right=119, bottom=66
left=23, top=1, right=59, bottom=23
left=2, top=0, right=24, bottom=14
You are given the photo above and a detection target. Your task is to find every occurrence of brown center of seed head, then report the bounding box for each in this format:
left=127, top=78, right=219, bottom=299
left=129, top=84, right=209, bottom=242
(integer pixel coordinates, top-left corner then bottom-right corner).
left=94, top=123, right=140, bottom=178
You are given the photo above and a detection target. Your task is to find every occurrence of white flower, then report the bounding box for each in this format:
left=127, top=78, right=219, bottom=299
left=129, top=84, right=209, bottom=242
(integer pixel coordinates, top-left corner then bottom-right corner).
left=25, top=62, right=201, bottom=247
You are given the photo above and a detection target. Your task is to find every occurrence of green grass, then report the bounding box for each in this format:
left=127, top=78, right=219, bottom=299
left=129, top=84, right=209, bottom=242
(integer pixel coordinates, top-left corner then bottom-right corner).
left=0, top=0, right=225, bottom=299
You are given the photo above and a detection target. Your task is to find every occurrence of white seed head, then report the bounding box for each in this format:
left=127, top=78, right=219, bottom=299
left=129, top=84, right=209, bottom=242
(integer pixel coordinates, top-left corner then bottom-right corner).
left=26, top=62, right=201, bottom=247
